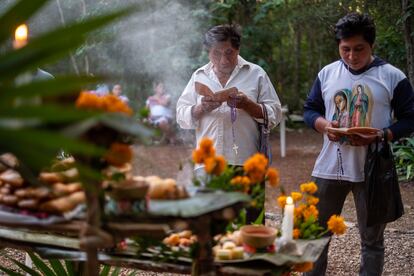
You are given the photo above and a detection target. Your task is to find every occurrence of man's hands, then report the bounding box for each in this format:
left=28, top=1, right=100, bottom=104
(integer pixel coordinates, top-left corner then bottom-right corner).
left=318, top=118, right=384, bottom=146
left=192, top=89, right=263, bottom=120
left=325, top=120, right=342, bottom=142
left=227, top=91, right=248, bottom=109
left=191, top=96, right=221, bottom=120
left=201, top=96, right=221, bottom=113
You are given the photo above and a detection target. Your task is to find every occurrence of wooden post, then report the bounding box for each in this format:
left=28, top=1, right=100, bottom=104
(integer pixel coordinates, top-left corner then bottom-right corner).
left=191, top=215, right=214, bottom=276
left=84, top=187, right=101, bottom=276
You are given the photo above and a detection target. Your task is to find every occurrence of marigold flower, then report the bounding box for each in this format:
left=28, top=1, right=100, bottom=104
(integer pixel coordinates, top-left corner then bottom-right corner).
left=76, top=91, right=133, bottom=115
left=277, top=195, right=287, bottom=208
left=192, top=149, right=204, bottom=164
left=266, top=168, right=279, bottom=187
left=204, top=157, right=216, bottom=174
left=212, top=155, right=226, bottom=176
left=203, top=155, right=227, bottom=176
left=199, top=137, right=215, bottom=159
left=291, top=192, right=302, bottom=202
left=327, top=215, right=346, bottom=235
left=104, top=143, right=133, bottom=167
left=306, top=195, right=319, bottom=206
left=294, top=204, right=306, bottom=222
left=231, top=176, right=251, bottom=186
left=292, top=262, right=314, bottom=272
left=300, top=181, right=318, bottom=194
left=76, top=91, right=103, bottom=110
left=293, top=228, right=301, bottom=239
left=303, top=205, right=319, bottom=221
left=244, top=153, right=268, bottom=183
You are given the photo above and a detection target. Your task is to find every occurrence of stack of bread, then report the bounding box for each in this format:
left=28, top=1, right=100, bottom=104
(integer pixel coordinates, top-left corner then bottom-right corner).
left=162, top=230, right=198, bottom=251
left=133, top=175, right=188, bottom=200
left=213, top=230, right=244, bottom=260
left=0, top=154, right=85, bottom=215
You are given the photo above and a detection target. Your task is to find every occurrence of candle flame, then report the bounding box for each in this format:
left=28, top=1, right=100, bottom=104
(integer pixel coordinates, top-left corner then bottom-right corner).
left=286, top=196, right=293, bottom=205
left=15, top=24, right=28, bottom=41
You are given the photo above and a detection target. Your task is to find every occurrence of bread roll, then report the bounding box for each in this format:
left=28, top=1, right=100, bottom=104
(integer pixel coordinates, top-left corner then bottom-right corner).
left=0, top=170, right=24, bottom=187
left=39, top=191, right=85, bottom=214
left=52, top=182, right=82, bottom=197
left=18, top=199, right=39, bottom=209
left=1, top=195, right=18, bottom=206
left=15, top=187, right=50, bottom=199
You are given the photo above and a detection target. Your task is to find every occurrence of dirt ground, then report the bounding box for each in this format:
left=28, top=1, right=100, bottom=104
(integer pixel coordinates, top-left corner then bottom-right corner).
left=1, top=127, right=412, bottom=275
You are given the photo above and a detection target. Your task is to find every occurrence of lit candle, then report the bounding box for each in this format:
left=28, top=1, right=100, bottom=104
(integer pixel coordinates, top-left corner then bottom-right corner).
left=14, top=24, right=28, bottom=49
left=281, top=196, right=294, bottom=241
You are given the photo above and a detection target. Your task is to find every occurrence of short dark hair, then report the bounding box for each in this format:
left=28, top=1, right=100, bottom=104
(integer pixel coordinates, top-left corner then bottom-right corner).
left=334, top=13, right=376, bottom=46
left=203, top=24, right=241, bottom=50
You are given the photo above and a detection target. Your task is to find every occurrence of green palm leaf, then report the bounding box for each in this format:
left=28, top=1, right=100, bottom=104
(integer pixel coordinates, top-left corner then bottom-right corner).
left=0, top=75, right=101, bottom=105
left=28, top=252, right=57, bottom=276
left=49, top=259, right=68, bottom=276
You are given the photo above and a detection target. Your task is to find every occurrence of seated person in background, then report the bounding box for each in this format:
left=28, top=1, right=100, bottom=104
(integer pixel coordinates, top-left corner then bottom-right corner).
left=146, top=82, right=177, bottom=144
left=111, top=84, right=129, bottom=103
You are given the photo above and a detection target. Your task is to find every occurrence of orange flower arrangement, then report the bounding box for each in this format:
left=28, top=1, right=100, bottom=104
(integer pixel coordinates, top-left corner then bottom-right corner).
left=76, top=91, right=133, bottom=116
left=243, top=153, right=268, bottom=183
left=192, top=138, right=280, bottom=210
left=327, top=215, right=347, bottom=235
left=104, top=142, right=133, bottom=167
left=276, top=181, right=346, bottom=239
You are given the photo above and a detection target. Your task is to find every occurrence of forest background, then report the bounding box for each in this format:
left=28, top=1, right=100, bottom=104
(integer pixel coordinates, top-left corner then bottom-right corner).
left=1, top=0, right=413, bottom=114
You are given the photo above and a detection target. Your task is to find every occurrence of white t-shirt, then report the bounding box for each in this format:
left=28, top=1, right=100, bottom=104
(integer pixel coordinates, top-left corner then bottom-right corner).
left=311, top=59, right=406, bottom=182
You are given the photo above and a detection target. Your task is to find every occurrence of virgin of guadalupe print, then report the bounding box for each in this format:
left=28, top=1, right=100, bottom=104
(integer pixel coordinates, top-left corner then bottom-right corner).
left=332, top=88, right=352, bottom=128
left=349, top=84, right=372, bottom=127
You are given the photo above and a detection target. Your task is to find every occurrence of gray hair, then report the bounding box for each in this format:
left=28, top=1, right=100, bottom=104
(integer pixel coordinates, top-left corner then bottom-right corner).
left=203, top=24, right=241, bottom=50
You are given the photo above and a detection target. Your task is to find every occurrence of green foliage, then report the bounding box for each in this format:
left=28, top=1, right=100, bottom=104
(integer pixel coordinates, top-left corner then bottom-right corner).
left=393, top=137, right=414, bottom=181
left=0, top=251, right=133, bottom=276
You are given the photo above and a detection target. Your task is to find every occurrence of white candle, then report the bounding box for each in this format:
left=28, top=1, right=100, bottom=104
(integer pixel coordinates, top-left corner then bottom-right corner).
left=281, top=196, right=294, bottom=241
left=14, top=24, right=28, bottom=49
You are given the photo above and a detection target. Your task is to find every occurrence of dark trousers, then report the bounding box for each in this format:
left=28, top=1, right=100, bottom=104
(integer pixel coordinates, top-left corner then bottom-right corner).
left=304, top=178, right=386, bottom=276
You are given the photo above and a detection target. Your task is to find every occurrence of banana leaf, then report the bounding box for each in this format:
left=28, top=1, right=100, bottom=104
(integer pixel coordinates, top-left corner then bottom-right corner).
left=148, top=192, right=250, bottom=217
left=216, top=237, right=330, bottom=266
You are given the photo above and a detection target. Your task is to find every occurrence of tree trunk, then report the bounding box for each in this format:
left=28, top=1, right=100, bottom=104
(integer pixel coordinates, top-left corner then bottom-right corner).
left=55, top=0, right=80, bottom=75
left=402, top=0, right=414, bottom=84
left=293, top=25, right=302, bottom=111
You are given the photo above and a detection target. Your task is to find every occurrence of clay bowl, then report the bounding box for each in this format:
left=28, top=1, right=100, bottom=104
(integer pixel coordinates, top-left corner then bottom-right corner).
left=108, top=179, right=149, bottom=200
left=240, top=225, right=278, bottom=248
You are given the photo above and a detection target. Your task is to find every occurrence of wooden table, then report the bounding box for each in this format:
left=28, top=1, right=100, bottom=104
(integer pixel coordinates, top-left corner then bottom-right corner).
left=0, top=192, right=249, bottom=276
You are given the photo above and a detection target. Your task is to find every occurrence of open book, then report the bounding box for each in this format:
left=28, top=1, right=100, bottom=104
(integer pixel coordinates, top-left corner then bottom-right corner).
left=326, top=126, right=380, bottom=138
left=195, top=81, right=237, bottom=102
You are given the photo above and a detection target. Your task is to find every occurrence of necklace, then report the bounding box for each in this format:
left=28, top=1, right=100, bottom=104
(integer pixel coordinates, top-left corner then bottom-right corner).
left=230, top=98, right=238, bottom=156
left=336, top=143, right=344, bottom=184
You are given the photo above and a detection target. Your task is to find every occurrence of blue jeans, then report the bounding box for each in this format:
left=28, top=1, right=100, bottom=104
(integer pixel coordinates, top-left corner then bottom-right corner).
left=304, top=178, right=386, bottom=276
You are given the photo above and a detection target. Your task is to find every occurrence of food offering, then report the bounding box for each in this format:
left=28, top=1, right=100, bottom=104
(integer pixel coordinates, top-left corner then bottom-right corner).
left=131, top=230, right=198, bottom=263
left=143, top=175, right=189, bottom=200
left=213, top=230, right=244, bottom=260
left=0, top=154, right=85, bottom=217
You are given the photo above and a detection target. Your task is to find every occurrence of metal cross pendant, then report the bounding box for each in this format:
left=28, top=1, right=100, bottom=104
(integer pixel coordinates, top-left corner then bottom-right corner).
left=232, top=143, right=239, bottom=155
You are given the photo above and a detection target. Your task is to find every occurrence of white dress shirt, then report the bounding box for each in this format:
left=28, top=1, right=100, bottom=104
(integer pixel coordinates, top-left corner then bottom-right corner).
left=176, top=56, right=282, bottom=167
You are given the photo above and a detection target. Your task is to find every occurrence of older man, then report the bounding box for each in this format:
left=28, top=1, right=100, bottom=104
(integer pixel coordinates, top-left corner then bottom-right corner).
left=177, top=24, right=282, bottom=170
